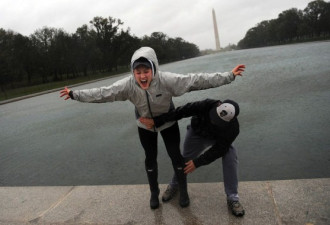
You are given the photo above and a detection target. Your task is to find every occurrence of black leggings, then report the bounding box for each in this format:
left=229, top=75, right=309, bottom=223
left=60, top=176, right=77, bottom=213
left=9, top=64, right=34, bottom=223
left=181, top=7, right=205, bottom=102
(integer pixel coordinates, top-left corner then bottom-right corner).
left=138, top=122, right=184, bottom=170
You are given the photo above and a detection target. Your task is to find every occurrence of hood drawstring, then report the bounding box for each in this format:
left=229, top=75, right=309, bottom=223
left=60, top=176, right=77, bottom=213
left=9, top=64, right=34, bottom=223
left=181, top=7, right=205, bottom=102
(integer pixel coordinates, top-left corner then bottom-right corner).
left=146, top=90, right=154, bottom=102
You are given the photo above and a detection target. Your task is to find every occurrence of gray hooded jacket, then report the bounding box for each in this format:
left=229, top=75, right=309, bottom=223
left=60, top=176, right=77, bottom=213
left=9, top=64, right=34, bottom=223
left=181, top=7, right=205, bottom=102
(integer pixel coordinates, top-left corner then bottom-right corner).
left=72, top=47, right=235, bottom=132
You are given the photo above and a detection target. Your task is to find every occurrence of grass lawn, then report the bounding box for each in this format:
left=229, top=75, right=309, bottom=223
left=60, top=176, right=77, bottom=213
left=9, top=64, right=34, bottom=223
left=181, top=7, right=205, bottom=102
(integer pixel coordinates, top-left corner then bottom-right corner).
left=0, top=70, right=129, bottom=102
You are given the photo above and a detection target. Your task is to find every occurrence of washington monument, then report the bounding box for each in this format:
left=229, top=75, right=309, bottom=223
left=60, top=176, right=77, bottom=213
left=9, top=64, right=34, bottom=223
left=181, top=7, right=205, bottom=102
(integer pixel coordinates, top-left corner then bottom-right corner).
left=212, top=8, right=221, bottom=51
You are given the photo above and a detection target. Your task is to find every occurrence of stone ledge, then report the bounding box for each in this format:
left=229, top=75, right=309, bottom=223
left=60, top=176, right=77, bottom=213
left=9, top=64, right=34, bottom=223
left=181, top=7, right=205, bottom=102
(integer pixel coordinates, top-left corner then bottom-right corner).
left=0, top=178, right=329, bottom=225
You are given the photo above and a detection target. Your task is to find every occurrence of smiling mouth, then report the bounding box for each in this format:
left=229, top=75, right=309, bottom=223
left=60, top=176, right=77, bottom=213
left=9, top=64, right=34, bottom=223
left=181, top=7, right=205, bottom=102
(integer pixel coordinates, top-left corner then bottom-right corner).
left=140, top=79, right=148, bottom=86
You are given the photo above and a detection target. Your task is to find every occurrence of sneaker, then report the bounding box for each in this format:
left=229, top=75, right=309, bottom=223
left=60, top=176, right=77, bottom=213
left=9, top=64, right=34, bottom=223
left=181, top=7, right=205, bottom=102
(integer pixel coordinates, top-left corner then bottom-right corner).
left=162, top=185, right=178, bottom=202
left=227, top=200, right=245, bottom=217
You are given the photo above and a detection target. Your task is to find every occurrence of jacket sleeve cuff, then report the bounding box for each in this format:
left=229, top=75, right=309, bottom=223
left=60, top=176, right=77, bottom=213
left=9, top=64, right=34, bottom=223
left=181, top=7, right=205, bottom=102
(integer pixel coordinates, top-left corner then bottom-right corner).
left=193, top=159, right=202, bottom=168
left=69, top=90, right=74, bottom=99
left=230, top=71, right=235, bottom=80
left=154, top=117, right=165, bottom=128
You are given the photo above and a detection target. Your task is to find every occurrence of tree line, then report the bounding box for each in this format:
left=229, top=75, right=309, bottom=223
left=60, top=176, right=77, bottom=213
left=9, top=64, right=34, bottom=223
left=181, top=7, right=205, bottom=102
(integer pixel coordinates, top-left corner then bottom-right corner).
left=238, top=0, right=330, bottom=49
left=0, top=16, right=199, bottom=94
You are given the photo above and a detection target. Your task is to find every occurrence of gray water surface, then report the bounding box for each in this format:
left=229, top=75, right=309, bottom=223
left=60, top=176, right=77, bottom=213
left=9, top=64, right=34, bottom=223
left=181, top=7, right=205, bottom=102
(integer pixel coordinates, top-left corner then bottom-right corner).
left=1, top=41, right=330, bottom=186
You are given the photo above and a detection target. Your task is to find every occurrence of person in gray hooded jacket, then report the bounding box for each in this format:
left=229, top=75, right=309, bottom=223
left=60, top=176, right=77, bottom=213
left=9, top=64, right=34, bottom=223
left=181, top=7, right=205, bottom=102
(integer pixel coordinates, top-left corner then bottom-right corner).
left=60, top=46, right=245, bottom=209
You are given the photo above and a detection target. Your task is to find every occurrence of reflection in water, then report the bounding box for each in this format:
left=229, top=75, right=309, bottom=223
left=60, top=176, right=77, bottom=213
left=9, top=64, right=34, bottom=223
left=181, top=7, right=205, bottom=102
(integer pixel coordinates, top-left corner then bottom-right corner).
left=227, top=207, right=243, bottom=225
left=153, top=205, right=164, bottom=225
left=170, top=199, right=203, bottom=225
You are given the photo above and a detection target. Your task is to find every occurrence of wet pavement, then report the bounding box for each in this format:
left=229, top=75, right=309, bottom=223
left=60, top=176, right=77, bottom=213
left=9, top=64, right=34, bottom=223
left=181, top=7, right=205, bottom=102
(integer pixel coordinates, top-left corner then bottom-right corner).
left=1, top=41, right=330, bottom=186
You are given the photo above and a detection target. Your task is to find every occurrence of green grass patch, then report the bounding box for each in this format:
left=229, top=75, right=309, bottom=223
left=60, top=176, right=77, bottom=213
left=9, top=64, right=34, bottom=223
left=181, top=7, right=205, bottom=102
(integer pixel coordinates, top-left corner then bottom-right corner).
left=0, top=69, right=130, bottom=102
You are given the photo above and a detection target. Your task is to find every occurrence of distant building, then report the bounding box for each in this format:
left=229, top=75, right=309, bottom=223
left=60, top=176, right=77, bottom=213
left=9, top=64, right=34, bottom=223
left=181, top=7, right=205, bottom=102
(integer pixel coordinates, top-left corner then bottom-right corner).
left=212, top=8, right=221, bottom=51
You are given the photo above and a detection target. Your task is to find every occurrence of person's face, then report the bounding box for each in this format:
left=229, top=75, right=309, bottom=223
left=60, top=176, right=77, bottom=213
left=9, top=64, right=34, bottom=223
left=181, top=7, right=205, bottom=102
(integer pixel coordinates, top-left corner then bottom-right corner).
left=134, top=66, right=153, bottom=90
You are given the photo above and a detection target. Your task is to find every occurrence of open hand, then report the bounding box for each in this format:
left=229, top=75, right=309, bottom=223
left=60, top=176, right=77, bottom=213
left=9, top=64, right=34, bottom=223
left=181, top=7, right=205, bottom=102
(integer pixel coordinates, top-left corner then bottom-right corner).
left=231, top=64, right=245, bottom=76
left=184, top=160, right=196, bottom=174
left=60, top=86, right=71, bottom=100
left=139, top=117, right=155, bottom=129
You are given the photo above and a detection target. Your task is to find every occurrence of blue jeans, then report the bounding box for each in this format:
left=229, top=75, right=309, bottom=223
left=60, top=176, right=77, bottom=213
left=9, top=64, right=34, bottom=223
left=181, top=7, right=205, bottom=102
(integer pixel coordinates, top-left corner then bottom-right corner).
left=169, top=125, right=239, bottom=201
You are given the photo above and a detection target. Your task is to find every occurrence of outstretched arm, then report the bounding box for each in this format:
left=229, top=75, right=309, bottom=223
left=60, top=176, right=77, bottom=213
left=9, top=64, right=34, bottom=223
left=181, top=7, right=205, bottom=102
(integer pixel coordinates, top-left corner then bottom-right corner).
left=58, top=77, right=130, bottom=103
left=163, top=65, right=246, bottom=96
left=232, top=64, right=245, bottom=77
left=60, top=86, right=72, bottom=100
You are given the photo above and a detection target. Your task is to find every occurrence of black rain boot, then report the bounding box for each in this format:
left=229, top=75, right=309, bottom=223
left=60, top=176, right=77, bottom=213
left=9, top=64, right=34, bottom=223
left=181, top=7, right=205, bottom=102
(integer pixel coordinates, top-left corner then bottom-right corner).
left=146, top=167, right=160, bottom=209
left=174, top=166, right=190, bottom=208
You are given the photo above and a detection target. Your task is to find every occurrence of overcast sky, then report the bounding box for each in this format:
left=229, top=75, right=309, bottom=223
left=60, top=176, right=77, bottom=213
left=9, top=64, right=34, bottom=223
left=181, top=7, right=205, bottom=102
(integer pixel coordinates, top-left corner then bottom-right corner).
left=0, top=0, right=313, bottom=50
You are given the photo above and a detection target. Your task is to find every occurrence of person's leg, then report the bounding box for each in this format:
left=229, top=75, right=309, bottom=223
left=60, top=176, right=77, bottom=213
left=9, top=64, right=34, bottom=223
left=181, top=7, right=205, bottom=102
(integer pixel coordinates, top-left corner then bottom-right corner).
left=222, top=145, right=245, bottom=216
left=138, top=127, right=159, bottom=209
left=160, top=122, right=184, bottom=167
left=222, top=145, right=239, bottom=201
left=162, top=125, right=215, bottom=202
left=160, top=122, right=189, bottom=207
left=183, top=125, right=216, bottom=160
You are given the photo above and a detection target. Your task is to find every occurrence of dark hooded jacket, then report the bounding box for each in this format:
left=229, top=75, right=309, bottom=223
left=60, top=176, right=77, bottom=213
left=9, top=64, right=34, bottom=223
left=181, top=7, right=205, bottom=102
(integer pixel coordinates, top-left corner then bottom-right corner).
left=153, top=98, right=239, bottom=167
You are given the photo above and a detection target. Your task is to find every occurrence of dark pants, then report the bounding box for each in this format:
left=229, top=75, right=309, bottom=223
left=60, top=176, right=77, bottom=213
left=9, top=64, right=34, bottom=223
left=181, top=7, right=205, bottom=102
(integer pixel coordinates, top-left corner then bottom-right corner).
left=170, top=125, right=239, bottom=201
left=138, top=122, right=185, bottom=172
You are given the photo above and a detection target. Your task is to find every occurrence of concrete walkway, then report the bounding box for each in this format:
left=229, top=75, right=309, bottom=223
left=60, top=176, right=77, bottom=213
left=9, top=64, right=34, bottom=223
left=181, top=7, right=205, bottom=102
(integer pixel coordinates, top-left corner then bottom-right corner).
left=0, top=178, right=329, bottom=225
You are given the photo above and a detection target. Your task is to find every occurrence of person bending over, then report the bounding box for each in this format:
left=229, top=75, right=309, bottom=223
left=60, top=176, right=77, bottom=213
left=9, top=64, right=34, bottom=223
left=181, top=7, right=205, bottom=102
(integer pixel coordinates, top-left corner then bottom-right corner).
left=140, top=98, right=245, bottom=216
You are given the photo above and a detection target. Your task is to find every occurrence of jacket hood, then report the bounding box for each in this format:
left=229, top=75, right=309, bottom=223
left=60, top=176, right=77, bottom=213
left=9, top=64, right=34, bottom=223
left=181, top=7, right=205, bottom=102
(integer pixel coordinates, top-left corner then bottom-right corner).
left=131, top=47, right=159, bottom=80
